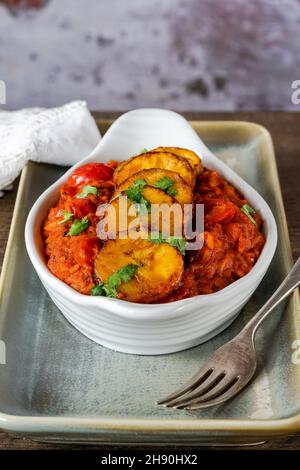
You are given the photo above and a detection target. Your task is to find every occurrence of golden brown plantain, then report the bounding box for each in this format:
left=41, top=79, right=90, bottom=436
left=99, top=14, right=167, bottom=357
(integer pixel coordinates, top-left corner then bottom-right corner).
left=117, top=168, right=193, bottom=204
left=141, top=186, right=182, bottom=236
left=99, top=194, right=147, bottom=236
left=113, top=159, right=128, bottom=183
left=114, top=151, right=196, bottom=187
left=94, top=234, right=184, bottom=303
left=142, top=185, right=174, bottom=205
left=102, top=186, right=181, bottom=236
left=152, top=146, right=202, bottom=175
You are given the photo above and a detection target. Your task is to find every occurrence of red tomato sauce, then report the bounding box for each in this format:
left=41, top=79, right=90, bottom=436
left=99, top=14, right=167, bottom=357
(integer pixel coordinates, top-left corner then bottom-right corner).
left=43, top=164, right=265, bottom=300
left=165, top=169, right=265, bottom=301
left=43, top=162, right=116, bottom=294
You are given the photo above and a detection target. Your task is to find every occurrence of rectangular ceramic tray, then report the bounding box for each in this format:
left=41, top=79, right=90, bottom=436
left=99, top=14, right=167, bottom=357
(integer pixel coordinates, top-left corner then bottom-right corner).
left=0, top=120, right=299, bottom=446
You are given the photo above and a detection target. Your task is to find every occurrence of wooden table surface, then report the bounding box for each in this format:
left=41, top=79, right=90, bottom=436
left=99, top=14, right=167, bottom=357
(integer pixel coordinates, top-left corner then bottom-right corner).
left=0, top=111, right=299, bottom=450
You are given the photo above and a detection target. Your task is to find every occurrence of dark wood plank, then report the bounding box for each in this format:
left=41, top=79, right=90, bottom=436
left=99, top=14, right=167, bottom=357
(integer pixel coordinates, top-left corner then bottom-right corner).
left=0, top=111, right=299, bottom=450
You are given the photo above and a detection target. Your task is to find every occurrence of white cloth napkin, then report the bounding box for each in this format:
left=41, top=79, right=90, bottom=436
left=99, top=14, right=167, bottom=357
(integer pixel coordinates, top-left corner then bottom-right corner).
left=0, top=101, right=101, bottom=196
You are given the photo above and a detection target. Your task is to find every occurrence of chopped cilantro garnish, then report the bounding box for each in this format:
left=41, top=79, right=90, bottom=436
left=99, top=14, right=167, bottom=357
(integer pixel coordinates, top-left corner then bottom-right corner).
left=91, top=284, right=106, bottom=296
left=166, top=187, right=177, bottom=197
left=125, top=179, right=151, bottom=213
left=76, top=185, right=98, bottom=199
left=167, top=236, right=188, bottom=255
left=125, top=179, right=147, bottom=202
left=138, top=196, right=151, bottom=214
left=154, top=176, right=177, bottom=197
left=134, top=200, right=150, bottom=215
left=67, top=216, right=89, bottom=236
left=91, top=264, right=138, bottom=298
left=241, top=204, right=257, bottom=225
left=149, top=232, right=187, bottom=255
left=57, top=210, right=73, bottom=225
left=149, top=231, right=165, bottom=243
left=103, top=264, right=138, bottom=297
left=134, top=178, right=147, bottom=187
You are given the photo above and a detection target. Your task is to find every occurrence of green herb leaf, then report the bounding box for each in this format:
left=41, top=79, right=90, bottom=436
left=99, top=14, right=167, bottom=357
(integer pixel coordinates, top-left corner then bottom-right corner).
left=134, top=201, right=150, bottom=215
left=125, top=179, right=147, bottom=203
left=241, top=204, right=257, bottom=225
left=102, top=284, right=118, bottom=298
left=57, top=210, right=73, bottom=225
left=125, top=179, right=152, bottom=214
left=91, top=284, right=106, bottom=296
left=139, top=196, right=151, bottom=213
left=76, top=185, right=98, bottom=199
left=167, top=236, right=188, bottom=255
left=134, top=178, right=147, bottom=187
left=148, top=232, right=187, bottom=255
left=67, top=216, right=89, bottom=236
left=106, top=264, right=137, bottom=289
left=140, top=148, right=148, bottom=153
left=149, top=231, right=165, bottom=243
left=154, top=177, right=177, bottom=197
left=91, top=264, right=138, bottom=298
left=166, top=187, right=178, bottom=197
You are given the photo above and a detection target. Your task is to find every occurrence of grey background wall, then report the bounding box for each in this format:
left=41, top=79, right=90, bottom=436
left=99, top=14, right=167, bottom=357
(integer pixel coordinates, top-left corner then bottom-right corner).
left=0, top=0, right=299, bottom=110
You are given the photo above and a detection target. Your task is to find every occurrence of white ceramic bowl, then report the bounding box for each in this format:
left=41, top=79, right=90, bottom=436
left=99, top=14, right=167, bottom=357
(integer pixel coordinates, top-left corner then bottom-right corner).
left=25, top=109, right=277, bottom=355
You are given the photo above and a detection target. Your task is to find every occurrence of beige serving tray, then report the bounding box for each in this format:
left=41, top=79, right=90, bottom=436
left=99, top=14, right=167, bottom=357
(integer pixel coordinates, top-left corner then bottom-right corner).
left=0, top=119, right=299, bottom=446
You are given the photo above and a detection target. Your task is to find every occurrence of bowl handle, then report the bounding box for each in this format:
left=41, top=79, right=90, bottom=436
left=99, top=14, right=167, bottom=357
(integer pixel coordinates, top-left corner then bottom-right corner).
left=87, top=108, right=215, bottom=163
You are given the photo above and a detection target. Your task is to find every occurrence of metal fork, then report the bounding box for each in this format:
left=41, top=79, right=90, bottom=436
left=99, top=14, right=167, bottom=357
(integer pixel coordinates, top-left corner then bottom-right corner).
left=157, top=256, right=300, bottom=410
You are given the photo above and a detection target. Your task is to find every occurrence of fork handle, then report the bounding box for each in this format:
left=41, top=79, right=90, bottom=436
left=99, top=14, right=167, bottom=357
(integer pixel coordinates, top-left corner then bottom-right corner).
left=240, top=256, right=300, bottom=340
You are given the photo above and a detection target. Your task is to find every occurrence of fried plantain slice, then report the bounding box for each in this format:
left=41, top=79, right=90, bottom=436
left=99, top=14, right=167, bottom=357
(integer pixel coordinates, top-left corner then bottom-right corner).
left=152, top=146, right=202, bottom=175
left=114, top=151, right=196, bottom=187
left=117, top=168, right=193, bottom=205
left=94, top=234, right=184, bottom=303
left=113, top=159, right=128, bottom=182
left=103, top=186, right=181, bottom=236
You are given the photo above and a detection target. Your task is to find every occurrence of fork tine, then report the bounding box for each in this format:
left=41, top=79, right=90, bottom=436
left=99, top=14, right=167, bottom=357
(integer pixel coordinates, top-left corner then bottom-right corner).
left=176, top=375, right=238, bottom=408
left=181, top=378, right=242, bottom=410
left=165, top=371, right=226, bottom=408
left=157, top=367, right=214, bottom=405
